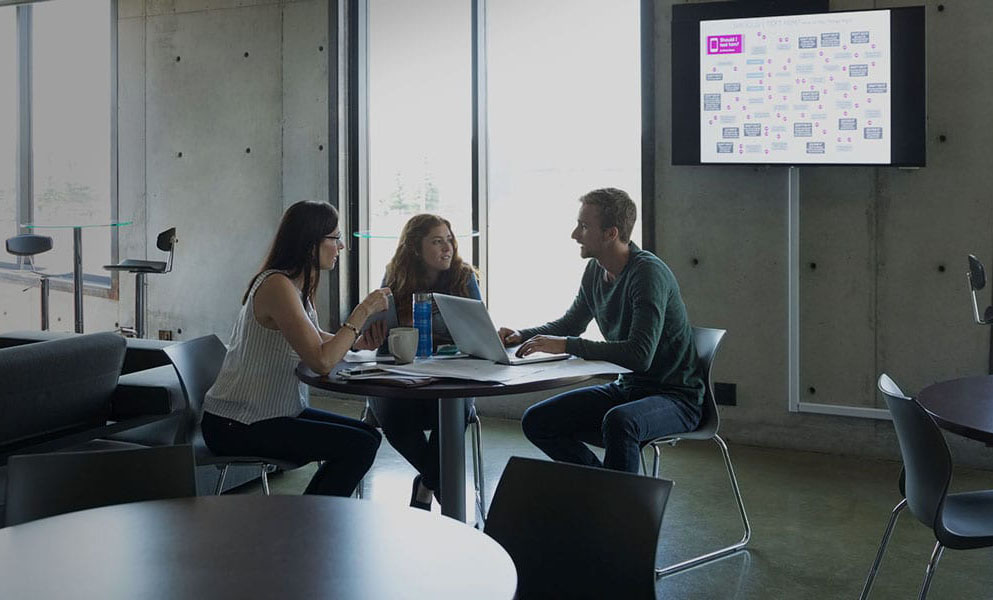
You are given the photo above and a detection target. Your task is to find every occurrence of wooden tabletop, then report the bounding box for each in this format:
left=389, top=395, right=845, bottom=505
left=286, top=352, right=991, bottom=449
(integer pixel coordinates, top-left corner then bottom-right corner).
left=0, top=495, right=517, bottom=599
left=297, top=361, right=596, bottom=399
left=917, top=375, right=993, bottom=444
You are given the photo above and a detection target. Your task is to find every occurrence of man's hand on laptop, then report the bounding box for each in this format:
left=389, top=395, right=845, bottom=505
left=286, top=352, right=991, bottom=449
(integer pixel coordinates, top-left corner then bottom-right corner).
left=498, top=328, right=522, bottom=347
left=516, top=335, right=566, bottom=358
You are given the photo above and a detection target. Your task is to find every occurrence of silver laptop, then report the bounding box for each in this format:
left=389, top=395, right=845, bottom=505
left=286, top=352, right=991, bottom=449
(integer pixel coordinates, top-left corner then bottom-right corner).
left=433, top=293, right=570, bottom=365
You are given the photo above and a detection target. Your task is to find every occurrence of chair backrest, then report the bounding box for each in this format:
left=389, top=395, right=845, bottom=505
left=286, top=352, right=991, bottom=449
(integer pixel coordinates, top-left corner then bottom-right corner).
left=162, top=335, right=227, bottom=426
left=4, top=445, right=196, bottom=527
left=0, top=332, right=126, bottom=450
left=877, top=374, right=952, bottom=530
left=484, top=456, right=673, bottom=600
left=5, top=234, right=53, bottom=257
left=156, top=227, right=177, bottom=272
left=691, top=326, right=727, bottom=438
left=969, top=254, right=986, bottom=291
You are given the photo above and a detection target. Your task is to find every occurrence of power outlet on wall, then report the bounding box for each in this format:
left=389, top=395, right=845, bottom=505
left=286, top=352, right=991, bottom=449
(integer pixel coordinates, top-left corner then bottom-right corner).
left=158, top=330, right=174, bottom=341
left=715, top=382, right=737, bottom=406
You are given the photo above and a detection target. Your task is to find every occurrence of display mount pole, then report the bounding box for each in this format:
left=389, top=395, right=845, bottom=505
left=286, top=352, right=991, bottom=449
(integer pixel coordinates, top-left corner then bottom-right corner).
left=788, top=166, right=800, bottom=412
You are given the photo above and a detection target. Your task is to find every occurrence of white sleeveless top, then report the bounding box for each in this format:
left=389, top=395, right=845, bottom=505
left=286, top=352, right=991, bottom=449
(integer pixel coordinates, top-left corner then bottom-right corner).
left=203, top=270, right=320, bottom=424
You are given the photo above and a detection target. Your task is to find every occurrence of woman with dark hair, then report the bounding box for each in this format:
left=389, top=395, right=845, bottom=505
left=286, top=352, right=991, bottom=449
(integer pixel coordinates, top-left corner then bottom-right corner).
left=369, top=213, right=481, bottom=510
left=201, top=200, right=390, bottom=497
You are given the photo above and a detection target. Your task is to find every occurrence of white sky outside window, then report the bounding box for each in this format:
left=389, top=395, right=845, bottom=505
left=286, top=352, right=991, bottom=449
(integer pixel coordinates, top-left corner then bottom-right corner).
left=31, top=0, right=112, bottom=277
left=0, top=11, right=16, bottom=245
left=485, top=0, right=641, bottom=338
left=366, top=0, right=472, bottom=294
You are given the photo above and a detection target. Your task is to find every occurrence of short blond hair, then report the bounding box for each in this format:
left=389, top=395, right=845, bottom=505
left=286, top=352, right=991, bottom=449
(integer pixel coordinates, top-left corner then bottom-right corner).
left=579, top=188, right=637, bottom=242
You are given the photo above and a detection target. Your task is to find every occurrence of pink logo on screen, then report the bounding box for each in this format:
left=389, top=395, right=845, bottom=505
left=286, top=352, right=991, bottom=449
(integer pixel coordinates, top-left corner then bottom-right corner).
left=707, top=35, right=743, bottom=55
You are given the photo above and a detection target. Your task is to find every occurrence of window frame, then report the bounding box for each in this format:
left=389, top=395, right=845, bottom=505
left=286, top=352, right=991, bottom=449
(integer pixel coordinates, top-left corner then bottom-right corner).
left=0, top=0, right=120, bottom=301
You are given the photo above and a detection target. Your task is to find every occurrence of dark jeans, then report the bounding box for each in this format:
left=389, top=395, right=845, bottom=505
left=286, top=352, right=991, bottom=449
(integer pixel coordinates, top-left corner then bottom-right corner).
left=201, top=408, right=381, bottom=497
left=521, top=383, right=702, bottom=473
left=368, top=397, right=471, bottom=493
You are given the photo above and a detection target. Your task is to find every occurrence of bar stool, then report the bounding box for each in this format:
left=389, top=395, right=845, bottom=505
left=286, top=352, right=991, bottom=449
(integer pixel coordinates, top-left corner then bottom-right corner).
left=104, top=227, right=177, bottom=338
left=5, top=234, right=55, bottom=330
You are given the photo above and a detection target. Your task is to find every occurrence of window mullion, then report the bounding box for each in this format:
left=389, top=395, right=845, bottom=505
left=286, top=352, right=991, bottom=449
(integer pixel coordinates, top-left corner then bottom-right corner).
left=15, top=3, right=31, bottom=237
left=471, top=0, right=488, bottom=303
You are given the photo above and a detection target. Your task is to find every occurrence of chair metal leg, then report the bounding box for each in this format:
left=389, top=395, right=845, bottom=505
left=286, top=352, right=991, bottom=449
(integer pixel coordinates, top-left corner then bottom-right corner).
left=651, top=443, right=661, bottom=478
left=656, top=434, right=751, bottom=577
left=261, top=464, right=272, bottom=496
left=470, top=413, right=487, bottom=522
left=214, top=465, right=230, bottom=495
left=40, top=276, right=50, bottom=331
left=354, top=401, right=375, bottom=500
left=918, top=542, right=944, bottom=600
left=859, top=498, right=908, bottom=600
left=134, top=272, right=147, bottom=339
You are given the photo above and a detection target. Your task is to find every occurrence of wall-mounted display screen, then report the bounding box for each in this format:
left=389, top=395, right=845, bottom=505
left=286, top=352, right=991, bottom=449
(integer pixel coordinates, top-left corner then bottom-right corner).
left=672, top=4, right=925, bottom=166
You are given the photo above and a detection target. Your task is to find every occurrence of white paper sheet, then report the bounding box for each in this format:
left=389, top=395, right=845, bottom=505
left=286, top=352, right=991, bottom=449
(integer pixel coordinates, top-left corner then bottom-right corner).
left=376, top=357, right=629, bottom=383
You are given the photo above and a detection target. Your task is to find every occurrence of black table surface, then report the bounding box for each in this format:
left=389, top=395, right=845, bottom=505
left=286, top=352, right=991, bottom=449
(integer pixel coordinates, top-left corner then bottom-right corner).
left=297, top=360, right=596, bottom=399
left=917, top=374, right=993, bottom=444
left=0, top=495, right=517, bottom=599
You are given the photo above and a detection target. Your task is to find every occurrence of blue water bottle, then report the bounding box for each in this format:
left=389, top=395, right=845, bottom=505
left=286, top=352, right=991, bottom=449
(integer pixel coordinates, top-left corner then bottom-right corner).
left=413, top=292, right=433, bottom=358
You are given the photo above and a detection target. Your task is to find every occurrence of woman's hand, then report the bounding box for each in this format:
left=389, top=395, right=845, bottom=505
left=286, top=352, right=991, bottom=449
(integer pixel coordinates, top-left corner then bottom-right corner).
left=353, top=320, right=387, bottom=351
left=351, top=287, right=391, bottom=325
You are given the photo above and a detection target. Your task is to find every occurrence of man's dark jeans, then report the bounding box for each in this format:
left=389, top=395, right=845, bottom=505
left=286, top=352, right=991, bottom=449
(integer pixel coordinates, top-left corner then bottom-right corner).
left=521, top=382, right=702, bottom=473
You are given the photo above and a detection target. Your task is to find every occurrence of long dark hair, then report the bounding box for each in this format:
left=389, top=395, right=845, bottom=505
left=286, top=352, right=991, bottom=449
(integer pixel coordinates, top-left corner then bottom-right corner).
left=242, top=201, right=339, bottom=305
left=384, top=214, right=478, bottom=324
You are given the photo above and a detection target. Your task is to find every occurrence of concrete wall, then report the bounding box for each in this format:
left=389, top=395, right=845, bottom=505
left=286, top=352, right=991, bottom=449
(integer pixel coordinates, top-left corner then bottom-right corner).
left=654, top=0, right=993, bottom=467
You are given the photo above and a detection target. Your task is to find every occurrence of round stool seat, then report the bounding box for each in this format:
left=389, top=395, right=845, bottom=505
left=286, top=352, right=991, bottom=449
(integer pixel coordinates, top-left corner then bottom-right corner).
left=103, top=259, right=168, bottom=274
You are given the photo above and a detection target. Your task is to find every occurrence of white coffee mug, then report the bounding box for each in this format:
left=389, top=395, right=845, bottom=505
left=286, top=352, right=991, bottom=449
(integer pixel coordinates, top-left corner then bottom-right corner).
left=388, top=327, right=419, bottom=364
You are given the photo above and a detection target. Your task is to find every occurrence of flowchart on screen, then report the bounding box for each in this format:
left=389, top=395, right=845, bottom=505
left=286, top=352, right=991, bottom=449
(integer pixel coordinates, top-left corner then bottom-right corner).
left=700, top=11, right=891, bottom=164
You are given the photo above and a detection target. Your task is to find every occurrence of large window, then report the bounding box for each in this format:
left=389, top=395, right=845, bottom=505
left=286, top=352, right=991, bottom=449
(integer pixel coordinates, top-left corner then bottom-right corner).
left=357, top=0, right=642, bottom=337
left=484, top=0, right=641, bottom=333
left=363, top=0, right=472, bottom=293
left=2, top=0, right=115, bottom=285
left=357, top=0, right=642, bottom=333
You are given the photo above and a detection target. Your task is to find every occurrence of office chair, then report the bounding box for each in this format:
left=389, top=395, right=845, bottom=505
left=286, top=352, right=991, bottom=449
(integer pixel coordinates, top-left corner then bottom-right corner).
left=4, top=234, right=54, bottom=330
left=860, top=374, right=993, bottom=600
left=356, top=399, right=488, bottom=523
left=484, top=456, right=673, bottom=600
left=642, top=326, right=751, bottom=577
left=104, top=227, right=177, bottom=338
left=4, top=445, right=196, bottom=527
left=162, top=335, right=302, bottom=495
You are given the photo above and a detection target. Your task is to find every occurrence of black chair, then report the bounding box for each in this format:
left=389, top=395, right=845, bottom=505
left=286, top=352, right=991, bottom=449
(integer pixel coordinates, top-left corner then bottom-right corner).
left=966, top=255, right=993, bottom=374
left=104, top=227, right=177, bottom=338
left=641, top=326, right=750, bottom=576
left=4, top=234, right=54, bottom=330
left=357, top=399, right=488, bottom=522
left=162, top=335, right=301, bottom=495
left=4, top=445, right=195, bottom=527
left=484, top=456, right=673, bottom=600
left=860, top=374, right=993, bottom=600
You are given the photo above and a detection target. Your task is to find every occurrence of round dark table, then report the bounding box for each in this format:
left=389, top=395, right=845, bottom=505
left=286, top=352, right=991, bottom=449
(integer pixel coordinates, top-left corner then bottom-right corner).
left=917, top=375, right=993, bottom=444
left=298, top=361, right=595, bottom=521
left=0, top=495, right=517, bottom=599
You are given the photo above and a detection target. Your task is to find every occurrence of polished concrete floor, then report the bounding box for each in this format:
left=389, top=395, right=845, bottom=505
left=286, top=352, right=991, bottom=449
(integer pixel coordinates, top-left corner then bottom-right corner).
left=243, top=397, right=993, bottom=599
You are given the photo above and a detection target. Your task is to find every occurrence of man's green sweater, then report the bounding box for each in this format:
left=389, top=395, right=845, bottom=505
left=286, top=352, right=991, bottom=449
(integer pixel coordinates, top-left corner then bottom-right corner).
left=519, top=243, right=704, bottom=405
